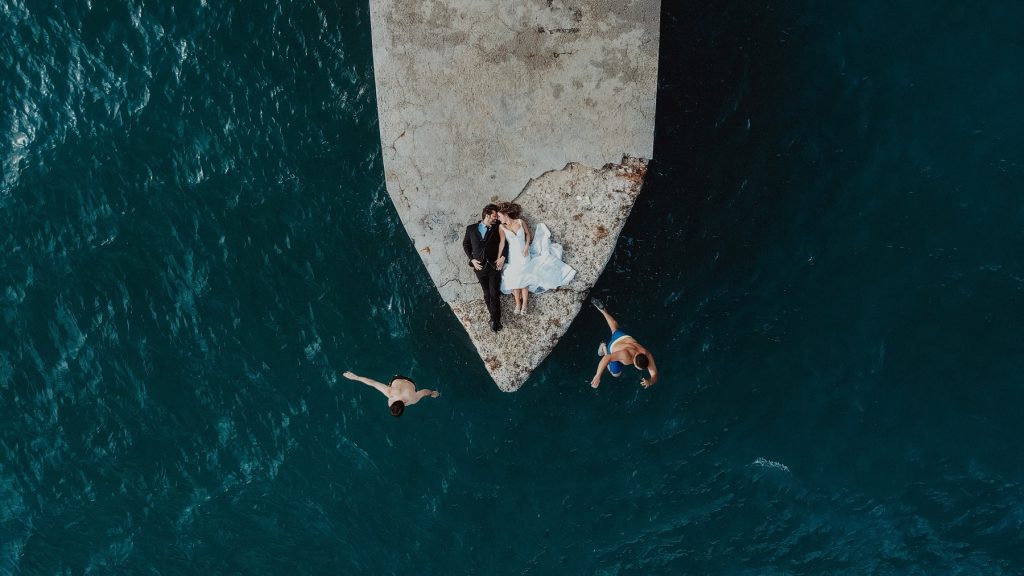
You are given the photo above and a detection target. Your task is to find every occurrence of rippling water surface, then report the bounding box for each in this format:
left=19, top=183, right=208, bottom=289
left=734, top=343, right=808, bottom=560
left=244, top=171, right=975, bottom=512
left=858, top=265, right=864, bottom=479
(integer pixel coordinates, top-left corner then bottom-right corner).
left=2, top=0, right=1023, bottom=573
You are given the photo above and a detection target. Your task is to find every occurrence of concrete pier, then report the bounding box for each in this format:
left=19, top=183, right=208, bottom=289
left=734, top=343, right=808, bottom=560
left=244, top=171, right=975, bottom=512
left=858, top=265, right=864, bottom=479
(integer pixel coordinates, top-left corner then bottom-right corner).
left=369, top=0, right=660, bottom=391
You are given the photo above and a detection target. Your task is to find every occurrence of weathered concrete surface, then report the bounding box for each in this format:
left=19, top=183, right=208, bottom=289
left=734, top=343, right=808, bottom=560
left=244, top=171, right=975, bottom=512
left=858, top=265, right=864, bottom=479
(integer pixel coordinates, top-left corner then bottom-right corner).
left=451, top=159, right=647, bottom=391
left=369, top=0, right=659, bottom=391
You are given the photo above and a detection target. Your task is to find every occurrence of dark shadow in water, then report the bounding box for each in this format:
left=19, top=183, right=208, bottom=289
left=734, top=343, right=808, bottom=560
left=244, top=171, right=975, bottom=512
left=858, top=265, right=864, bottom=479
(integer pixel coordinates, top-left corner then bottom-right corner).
left=568, top=0, right=801, bottom=400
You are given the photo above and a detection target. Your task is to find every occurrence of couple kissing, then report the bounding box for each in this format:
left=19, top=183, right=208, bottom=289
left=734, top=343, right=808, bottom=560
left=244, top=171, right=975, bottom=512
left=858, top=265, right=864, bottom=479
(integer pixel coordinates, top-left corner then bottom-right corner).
left=462, top=202, right=576, bottom=332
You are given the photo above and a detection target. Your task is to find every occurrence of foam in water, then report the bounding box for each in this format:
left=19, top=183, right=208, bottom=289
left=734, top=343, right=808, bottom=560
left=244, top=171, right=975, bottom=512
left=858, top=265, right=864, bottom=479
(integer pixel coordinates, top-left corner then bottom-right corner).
left=752, top=457, right=791, bottom=474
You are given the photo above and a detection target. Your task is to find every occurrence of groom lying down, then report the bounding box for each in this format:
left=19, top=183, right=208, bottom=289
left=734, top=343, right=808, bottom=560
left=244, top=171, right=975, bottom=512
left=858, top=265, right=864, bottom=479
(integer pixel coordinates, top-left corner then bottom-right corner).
left=589, top=299, right=659, bottom=389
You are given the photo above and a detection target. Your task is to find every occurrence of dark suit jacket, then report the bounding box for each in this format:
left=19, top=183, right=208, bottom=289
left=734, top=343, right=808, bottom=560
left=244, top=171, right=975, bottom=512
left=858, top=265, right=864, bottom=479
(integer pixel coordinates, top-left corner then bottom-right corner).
left=462, top=221, right=507, bottom=276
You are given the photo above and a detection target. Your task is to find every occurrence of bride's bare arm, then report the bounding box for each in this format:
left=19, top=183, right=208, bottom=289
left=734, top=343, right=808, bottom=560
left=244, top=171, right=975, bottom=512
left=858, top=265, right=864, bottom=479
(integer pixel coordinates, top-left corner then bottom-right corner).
left=497, top=226, right=506, bottom=261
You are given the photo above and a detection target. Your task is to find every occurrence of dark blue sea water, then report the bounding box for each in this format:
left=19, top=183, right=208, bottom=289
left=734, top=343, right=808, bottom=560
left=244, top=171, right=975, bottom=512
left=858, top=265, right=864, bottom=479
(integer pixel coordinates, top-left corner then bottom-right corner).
left=3, top=0, right=1023, bottom=573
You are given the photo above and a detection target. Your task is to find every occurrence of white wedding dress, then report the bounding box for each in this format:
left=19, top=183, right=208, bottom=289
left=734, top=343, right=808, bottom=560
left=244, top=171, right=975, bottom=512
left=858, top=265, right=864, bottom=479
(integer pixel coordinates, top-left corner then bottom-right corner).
left=500, top=223, right=576, bottom=294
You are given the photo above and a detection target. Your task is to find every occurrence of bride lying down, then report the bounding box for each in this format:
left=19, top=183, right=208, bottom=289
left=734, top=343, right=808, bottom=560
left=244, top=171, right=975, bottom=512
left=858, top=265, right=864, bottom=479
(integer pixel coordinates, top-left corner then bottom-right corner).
left=495, top=201, right=576, bottom=315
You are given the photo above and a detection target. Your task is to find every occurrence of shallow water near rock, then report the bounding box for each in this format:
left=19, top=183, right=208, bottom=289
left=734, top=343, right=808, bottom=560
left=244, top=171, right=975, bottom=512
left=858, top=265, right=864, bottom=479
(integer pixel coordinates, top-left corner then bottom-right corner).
left=2, top=0, right=1023, bottom=573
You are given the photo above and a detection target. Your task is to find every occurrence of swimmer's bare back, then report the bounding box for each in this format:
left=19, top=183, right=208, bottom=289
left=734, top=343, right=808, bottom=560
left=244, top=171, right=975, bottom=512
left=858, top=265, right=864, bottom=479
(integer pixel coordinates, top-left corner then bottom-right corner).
left=342, top=371, right=440, bottom=411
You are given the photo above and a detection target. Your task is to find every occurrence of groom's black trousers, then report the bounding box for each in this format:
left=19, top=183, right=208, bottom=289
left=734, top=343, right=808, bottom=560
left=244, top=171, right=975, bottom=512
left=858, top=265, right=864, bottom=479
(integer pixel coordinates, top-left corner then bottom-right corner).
left=477, top=269, right=502, bottom=324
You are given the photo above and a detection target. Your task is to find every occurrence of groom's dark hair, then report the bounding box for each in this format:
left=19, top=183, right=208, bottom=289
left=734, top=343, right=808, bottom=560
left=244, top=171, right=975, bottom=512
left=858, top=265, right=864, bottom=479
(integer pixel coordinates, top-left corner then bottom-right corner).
left=482, top=204, right=499, bottom=219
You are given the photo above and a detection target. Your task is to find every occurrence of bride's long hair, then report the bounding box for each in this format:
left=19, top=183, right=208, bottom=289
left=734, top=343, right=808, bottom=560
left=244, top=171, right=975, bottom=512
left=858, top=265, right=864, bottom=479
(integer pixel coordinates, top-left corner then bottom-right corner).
left=497, top=201, right=523, bottom=220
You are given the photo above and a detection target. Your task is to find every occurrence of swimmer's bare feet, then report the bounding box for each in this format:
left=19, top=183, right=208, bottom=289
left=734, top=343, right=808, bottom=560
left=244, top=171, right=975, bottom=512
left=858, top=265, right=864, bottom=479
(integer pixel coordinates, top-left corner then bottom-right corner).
left=591, top=297, right=606, bottom=311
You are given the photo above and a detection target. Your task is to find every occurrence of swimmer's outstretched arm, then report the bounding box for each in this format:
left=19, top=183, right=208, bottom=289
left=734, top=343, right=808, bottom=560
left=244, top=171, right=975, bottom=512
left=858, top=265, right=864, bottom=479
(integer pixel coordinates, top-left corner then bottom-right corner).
left=407, top=388, right=440, bottom=406
left=342, top=371, right=390, bottom=398
left=642, top=354, right=658, bottom=388
left=591, top=356, right=612, bottom=389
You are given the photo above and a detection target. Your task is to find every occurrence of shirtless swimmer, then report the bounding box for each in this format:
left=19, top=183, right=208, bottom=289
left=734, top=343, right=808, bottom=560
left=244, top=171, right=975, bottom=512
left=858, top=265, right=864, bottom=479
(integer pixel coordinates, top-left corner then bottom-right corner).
left=342, top=371, right=440, bottom=417
left=589, top=299, right=658, bottom=389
